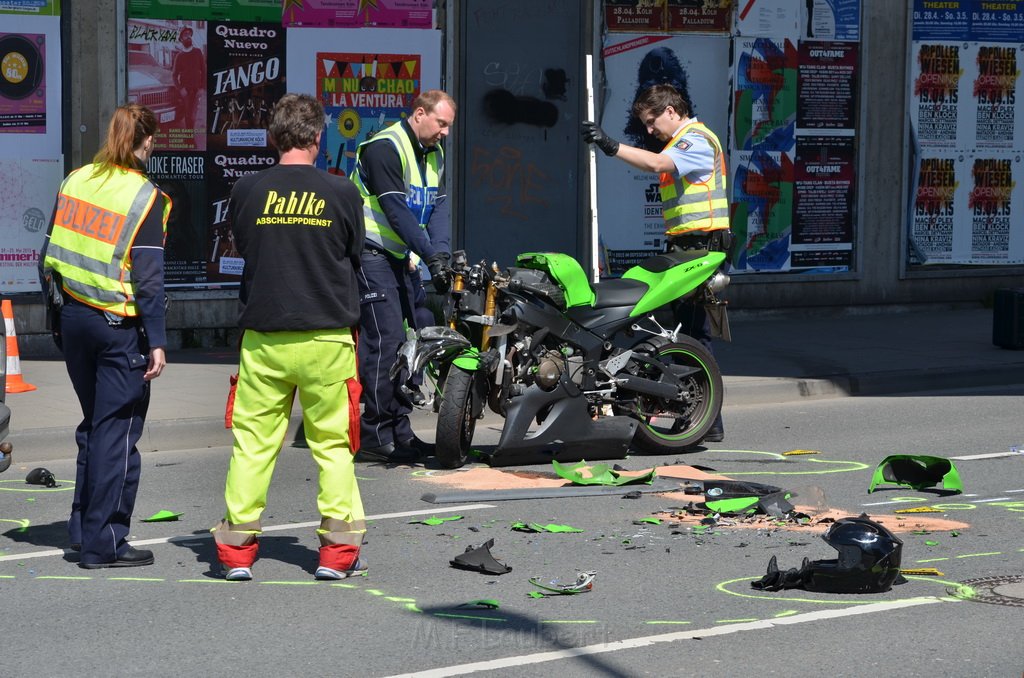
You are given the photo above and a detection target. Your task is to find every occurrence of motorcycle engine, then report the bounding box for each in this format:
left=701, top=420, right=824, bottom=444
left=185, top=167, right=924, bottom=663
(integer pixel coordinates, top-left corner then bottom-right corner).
left=535, top=351, right=563, bottom=390
left=533, top=349, right=584, bottom=391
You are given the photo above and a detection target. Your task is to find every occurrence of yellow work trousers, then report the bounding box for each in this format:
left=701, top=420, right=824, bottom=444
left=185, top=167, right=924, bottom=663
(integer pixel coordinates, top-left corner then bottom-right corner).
left=223, top=329, right=365, bottom=538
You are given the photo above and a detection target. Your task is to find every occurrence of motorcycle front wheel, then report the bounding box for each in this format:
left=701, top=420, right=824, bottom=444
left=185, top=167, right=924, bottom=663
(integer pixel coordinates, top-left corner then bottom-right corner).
left=629, top=336, right=723, bottom=453
left=436, top=366, right=483, bottom=468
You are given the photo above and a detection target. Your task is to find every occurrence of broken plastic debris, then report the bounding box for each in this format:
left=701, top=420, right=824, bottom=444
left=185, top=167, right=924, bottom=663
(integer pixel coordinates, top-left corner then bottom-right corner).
left=528, top=571, right=597, bottom=595
left=782, top=449, right=819, bottom=456
left=456, top=599, right=500, bottom=609
left=551, top=460, right=655, bottom=486
left=142, top=510, right=183, bottom=522
left=411, top=515, right=464, bottom=526
left=632, top=517, right=662, bottom=525
left=867, top=455, right=963, bottom=494
left=510, top=522, right=583, bottom=533
left=901, top=568, right=943, bottom=576
left=449, top=538, right=512, bottom=575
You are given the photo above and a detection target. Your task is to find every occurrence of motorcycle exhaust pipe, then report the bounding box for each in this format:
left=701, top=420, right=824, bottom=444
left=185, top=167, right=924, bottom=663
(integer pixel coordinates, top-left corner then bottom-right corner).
left=615, top=375, right=681, bottom=400
left=708, top=270, right=730, bottom=293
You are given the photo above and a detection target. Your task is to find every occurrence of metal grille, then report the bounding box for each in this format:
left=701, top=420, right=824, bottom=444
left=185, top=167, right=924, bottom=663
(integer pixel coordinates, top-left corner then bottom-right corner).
left=949, top=575, right=1024, bottom=607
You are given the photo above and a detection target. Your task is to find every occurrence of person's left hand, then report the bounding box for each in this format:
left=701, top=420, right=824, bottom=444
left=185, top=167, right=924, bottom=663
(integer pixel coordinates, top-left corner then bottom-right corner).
left=144, top=347, right=167, bottom=381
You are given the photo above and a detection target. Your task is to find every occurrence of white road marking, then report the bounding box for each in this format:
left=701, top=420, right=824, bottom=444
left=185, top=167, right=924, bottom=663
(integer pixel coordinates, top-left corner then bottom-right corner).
left=949, top=451, right=1023, bottom=460
left=384, top=597, right=952, bottom=677
left=0, top=504, right=494, bottom=563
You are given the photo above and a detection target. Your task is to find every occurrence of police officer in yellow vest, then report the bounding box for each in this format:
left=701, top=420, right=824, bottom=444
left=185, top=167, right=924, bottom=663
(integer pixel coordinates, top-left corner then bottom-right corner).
left=39, top=104, right=170, bottom=568
left=582, top=84, right=729, bottom=442
left=352, top=90, right=456, bottom=463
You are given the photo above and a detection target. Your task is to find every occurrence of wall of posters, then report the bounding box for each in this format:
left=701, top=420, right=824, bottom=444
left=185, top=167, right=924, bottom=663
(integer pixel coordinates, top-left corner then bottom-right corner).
left=597, top=33, right=731, bottom=275
left=0, top=8, right=61, bottom=294
left=598, top=1, right=860, bottom=277
left=125, top=15, right=286, bottom=289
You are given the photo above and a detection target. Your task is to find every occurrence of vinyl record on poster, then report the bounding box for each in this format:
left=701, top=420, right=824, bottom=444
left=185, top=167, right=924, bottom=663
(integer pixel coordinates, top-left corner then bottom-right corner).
left=0, top=35, right=44, bottom=100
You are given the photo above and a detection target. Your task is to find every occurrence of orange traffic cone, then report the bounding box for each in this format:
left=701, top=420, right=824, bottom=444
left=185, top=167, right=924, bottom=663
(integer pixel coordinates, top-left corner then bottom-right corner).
left=3, top=299, right=37, bottom=393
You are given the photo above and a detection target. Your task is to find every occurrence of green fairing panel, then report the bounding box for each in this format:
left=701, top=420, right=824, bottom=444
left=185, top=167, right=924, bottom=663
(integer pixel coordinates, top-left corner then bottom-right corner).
left=452, top=348, right=481, bottom=370
left=621, top=251, right=725, bottom=317
left=516, top=252, right=596, bottom=308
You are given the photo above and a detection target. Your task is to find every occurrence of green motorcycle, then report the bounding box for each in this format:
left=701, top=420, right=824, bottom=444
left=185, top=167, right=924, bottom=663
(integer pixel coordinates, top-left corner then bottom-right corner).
left=395, top=246, right=730, bottom=468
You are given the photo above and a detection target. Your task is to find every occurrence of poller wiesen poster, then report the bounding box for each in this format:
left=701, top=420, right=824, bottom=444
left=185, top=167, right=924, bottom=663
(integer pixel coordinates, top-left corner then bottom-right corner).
left=596, top=34, right=731, bottom=276
left=316, top=52, right=421, bottom=178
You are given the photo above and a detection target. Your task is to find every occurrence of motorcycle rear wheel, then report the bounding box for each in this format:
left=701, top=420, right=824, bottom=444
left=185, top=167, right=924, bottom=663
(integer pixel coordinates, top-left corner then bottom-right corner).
left=629, top=336, right=723, bottom=453
left=436, top=366, right=482, bottom=468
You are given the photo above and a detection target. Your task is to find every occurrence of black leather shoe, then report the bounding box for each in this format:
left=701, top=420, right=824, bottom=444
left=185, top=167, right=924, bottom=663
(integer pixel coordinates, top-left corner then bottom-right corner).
left=703, top=424, right=725, bottom=443
left=79, top=546, right=154, bottom=569
left=70, top=543, right=81, bottom=552
left=355, top=442, right=419, bottom=464
left=398, top=435, right=434, bottom=458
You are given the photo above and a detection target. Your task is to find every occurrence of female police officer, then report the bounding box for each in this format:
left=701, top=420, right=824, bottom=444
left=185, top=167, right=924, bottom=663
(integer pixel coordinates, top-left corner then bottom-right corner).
left=40, top=103, right=170, bottom=568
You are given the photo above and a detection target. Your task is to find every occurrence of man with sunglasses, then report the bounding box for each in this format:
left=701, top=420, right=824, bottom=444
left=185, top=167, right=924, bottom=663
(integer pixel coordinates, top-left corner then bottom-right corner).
left=582, top=83, right=729, bottom=443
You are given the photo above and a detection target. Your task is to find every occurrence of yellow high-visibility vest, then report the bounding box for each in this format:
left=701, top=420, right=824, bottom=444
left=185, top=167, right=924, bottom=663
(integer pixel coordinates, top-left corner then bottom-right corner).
left=42, top=163, right=170, bottom=317
left=659, top=121, right=729, bottom=236
left=353, top=122, right=442, bottom=258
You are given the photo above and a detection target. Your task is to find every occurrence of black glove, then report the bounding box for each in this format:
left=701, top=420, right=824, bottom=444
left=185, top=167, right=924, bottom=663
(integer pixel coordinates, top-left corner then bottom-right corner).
left=426, top=252, right=451, bottom=293
left=581, top=121, right=620, bottom=157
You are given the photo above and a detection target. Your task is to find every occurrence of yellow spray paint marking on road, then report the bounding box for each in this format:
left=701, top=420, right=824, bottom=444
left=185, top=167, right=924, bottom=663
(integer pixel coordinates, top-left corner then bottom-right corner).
left=0, top=518, right=31, bottom=529
left=894, top=506, right=943, bottom=514
left=705, top=450, right=868, bottom=476
left=0, top=480, right=74, bottom=492
left=781, top=450, right=819, bottom=456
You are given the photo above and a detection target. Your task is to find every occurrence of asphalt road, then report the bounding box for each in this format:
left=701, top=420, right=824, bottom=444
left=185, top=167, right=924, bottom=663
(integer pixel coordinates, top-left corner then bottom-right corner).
left=2, top=386, right=1023, bottom=677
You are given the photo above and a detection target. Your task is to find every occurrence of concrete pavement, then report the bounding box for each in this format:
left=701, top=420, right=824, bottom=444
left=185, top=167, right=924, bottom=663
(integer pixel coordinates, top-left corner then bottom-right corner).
left=4, top=304, right=1023, bottom=463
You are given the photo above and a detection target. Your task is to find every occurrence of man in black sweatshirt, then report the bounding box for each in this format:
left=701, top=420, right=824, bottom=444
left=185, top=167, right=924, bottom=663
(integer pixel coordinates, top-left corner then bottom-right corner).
left=211, top=93, right=368, bottom=582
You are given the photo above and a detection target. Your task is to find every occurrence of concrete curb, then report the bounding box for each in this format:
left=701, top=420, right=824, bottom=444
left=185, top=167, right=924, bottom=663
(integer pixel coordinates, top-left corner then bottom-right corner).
left=5, top=365, right=1023, bottom=466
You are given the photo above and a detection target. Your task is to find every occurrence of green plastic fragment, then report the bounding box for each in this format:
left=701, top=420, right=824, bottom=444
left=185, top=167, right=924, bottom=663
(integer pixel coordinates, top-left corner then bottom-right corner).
left=867, top=455, right=963, bottom=494
left=704, top=496, right=760, bottom=514
left=552, top=460, right=655, bottom=486
left=142, top=510, right=182, bottom=522
left=458, top=599, right=500, bottom=609
left=925, top=540, right=940, bottom=546
left=527, top=591, right=546, bottom=599
left=512, top=522, right=583, bottom=533
left=633, top=517, right=662, bottom=525
left=410, top=515, right=464, bottom=526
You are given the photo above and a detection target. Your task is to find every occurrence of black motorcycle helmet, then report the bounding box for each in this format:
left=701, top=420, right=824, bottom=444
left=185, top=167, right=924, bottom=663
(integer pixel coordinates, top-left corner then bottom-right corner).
left=26, top=467, right=57, bottom=488
left=803, top=515, right=904, bottom=593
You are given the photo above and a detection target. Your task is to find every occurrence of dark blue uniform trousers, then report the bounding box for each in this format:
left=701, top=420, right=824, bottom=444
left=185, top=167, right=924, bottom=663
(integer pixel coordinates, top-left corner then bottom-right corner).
left=61, top=302, right=150, bottom=565
left=357, top=249, right=422, bottom=449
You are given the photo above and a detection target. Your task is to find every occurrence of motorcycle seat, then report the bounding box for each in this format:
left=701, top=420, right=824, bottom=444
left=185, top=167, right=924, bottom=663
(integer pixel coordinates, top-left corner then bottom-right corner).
left=591, top=277, right=650, bottom=309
